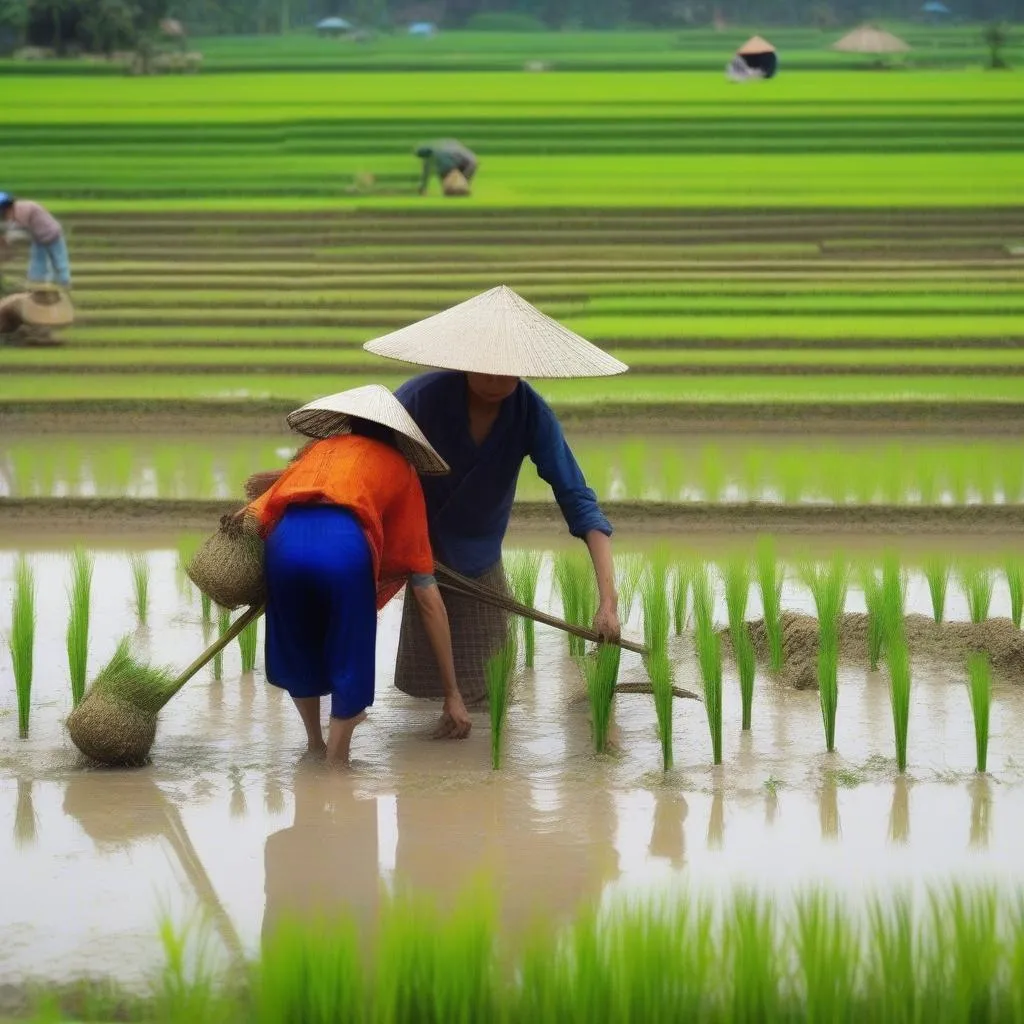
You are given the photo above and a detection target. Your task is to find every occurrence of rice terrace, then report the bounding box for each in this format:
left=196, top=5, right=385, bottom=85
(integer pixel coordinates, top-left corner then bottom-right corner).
left=2, top=6, right=1024, bottom=1020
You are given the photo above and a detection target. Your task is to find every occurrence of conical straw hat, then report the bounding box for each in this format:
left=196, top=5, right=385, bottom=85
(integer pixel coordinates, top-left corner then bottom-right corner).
left=832, top=25, right=909, bottom=53
left=21, top=286, right=74, bottom=327
left=362, top=285, right=628, bottom=379
left=737, top=35, right=775, bottom=55
left=286, top=384, right=449, bottom=475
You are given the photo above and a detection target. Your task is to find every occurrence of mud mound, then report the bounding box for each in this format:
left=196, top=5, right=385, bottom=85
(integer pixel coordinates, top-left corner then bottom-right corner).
left=743, top=612, right=1024, bottom=687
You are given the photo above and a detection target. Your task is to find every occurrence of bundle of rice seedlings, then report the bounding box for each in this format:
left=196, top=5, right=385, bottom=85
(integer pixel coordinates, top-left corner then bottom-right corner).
left=692, top=566, right=722, bottom=765
left=66, top=547, right=93, bottom=708
left=583, top=643, right=621, bottom=755
left=960, top=564, right=994, bottom=625
left=129, top=552, right=151, bottom=626
left=1005, top=559, right=1023, bottom=629
left=880, top=554, right=907, bottom=643
left=641, top=555, right=670, bottom=663
left=214, top=608, right=231, bottom=681
left=967, top=653, right=991, bottom=774
left=802, top=558, right=848, bottom=753
left=925, top=557, right=950, bottom=624
left=506, top=551, right=543, bottom=668
left=553, top=552, right=598, bottom=659
left=671, top=560, right=690, bottom=636
left=647, top=652, right=674, bottom=772
left=734, top=624, right=756, bottom=732
left=722, top=559, right=755, bottom=730
left=794, top=890, right=861, bottom=1023
left=886, top=631, right=911, bottom=773
left=486, top=629, right=519, bottom=770
left=756, top=538, right=784, bottom=672
left=861, top=566, right=885, bottom=672
left=237, top=617, right=259, bottom=674
left=615, top=551, right=645, bottom=624
left=9, top=556, right=36, bottom=739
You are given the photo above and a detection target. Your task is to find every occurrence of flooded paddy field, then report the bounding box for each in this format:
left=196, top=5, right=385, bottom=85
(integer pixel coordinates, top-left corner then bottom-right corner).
left=2, top=538, right=1023, bottom=1003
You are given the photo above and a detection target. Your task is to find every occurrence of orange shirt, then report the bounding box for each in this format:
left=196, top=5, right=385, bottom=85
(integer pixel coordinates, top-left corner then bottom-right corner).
left=246, top=434, right=434, bottom=609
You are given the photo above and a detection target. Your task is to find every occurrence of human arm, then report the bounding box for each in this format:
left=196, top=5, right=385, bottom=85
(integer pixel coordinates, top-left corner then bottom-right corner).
left=411, top=580, right=471, bottom=738
left=585, top=529, right=620, bottom=642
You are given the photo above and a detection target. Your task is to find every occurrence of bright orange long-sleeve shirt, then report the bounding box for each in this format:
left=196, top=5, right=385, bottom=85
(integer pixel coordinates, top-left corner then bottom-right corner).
left=245, top=434, right=434, bottom=609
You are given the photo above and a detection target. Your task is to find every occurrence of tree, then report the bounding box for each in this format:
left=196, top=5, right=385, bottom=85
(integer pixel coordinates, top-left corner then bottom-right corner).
left=982, top=21, right=1010, bottom=69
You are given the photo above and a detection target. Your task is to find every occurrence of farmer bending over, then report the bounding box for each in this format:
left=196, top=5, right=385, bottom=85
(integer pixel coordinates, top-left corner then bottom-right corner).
left=416, top=139, right=478, bottom=196
left=0, top=193, right=72, bottom=289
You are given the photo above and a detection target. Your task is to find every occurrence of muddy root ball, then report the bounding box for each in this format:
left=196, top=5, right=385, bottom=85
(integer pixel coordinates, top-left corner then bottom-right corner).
left=66, top=691, right=158, bottom=767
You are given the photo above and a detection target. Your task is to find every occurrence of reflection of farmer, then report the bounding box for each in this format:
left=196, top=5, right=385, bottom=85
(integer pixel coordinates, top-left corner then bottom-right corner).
left=244, top=385, right=472, bottom=767
left=416, top=139, right=478, bottom=196
left=0, top=193, right=72, bottom=288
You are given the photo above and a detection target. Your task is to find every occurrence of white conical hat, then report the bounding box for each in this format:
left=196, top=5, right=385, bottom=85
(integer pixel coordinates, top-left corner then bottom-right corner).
left=22, top=286, right=74, bottom=327
left=362, top=285, right=628, bottom=379
left=832, top=25, right=909, bottom=53
left=286, top=384, right=449, bottom=475
left=738, top=35, right=775, bottom=54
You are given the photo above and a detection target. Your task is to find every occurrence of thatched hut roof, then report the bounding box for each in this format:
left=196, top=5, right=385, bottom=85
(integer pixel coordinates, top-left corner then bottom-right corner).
left=737, top=35, right=776, bottom=55
left=832, top=25, right=910, bottom=54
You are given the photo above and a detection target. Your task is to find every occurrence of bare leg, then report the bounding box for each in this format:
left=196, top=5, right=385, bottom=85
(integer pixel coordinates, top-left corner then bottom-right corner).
left=293, top=696, right=326, bottom=756
left=327, top=711, right=367, bottom=768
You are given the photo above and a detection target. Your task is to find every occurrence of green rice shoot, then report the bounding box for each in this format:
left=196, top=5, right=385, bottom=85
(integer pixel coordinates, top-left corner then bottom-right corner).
left=692, top=566, right=723, bottom=765
left=647, top=651, right=674, bottom=772
left=583, top=643, right=621, bottom=755
left=507, top=552, right=543, bottom=669
left=802, top=557, right=848, bottom=753
left=722, top=558, right=751, bottom=644
left=861, top=566, right=885, bottom=672
left=880, top=554, right=907, bottom=649
left=9, top=556, right=36, bottom=739
left=756, top=538, right=784, bottom=672
left=486, top=629, right=519, bottom=770
left=967, top=653, right=991, bottom=774
left=237, top=617, right=259, bottom=674
left=201, top=591, right=213, bottom=626
left=735, top=623, right=756, bottom=732
left=553, top=552, right=598, bottom=660
left=960, top=564, right=994, bottom=625
left=128, top=552, right=151, bottom=626
left=672, top=560, right=691, bottom=636
left=640, top=553, right=671, bottom=663
left=66, top=547, right=94, bottom=708
left=925, top=557, right=951, bottom=624
left=214, top=608, right=231, bottom=681
left=886, top=631, right=912, bottom=773
left=615, top=552, right=645, bottom=624
left=1005, top=559, right=1024, bottom=629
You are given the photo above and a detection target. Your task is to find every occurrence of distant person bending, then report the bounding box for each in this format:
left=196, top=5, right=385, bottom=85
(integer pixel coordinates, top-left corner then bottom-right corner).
left=0, top=193, right=72, bottom=289
left=416, top=139, right=478, bottom=196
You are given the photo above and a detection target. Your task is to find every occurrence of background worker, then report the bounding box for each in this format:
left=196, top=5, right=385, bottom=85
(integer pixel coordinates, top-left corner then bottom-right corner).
left=0, top=193, right=72, bottom=289
left=416, top=139, right=478, bottom=196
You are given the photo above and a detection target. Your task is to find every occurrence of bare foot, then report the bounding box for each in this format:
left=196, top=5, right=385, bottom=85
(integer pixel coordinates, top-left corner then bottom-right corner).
left=300, top=743, right=327, bottom=764
left=326, top=711, right=367, bottom=768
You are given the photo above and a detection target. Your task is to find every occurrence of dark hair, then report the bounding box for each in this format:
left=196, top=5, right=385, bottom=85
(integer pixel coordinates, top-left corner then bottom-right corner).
left=0, top=196, right=14, bottom=212
left=349, top=416, right=400, bottom=451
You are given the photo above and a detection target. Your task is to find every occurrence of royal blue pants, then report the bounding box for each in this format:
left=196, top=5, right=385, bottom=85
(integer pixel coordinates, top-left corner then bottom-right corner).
left=264, top=505, right=377, bottom=720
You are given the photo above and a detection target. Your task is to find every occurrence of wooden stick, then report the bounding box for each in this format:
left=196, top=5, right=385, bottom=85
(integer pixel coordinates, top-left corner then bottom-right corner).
left=615, top=681, right=702, bottom=703
left=435, top=562, right=648, bottom=657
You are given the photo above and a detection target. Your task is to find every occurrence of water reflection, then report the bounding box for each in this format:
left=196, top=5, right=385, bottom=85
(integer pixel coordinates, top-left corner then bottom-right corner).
left=819, top=778, right=841, bottom=842
left=969, top=776, right=993, bottom=850
left=888, top=777, right=910, bottom=846
left=649, top=790, right=687, bottom=869
left=707, top=790, right=725, bottom=850
left=14, top=777, right=37, bottom=850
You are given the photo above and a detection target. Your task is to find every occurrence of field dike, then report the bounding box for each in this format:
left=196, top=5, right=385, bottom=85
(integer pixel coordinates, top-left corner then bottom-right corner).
left=737, top=611, right=1024, bottom=688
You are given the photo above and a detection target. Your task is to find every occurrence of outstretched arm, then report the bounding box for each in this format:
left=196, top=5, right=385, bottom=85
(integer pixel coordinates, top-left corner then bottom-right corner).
left=585, top=530, right=620, bottom=642
left=412, top=582, right=472, bottom=738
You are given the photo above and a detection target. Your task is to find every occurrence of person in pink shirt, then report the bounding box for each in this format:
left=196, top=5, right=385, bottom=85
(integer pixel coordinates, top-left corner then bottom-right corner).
left=0, top=193, right=72, bottom=288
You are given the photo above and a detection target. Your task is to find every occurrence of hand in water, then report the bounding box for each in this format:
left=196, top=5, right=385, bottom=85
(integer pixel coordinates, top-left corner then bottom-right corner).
left=593, top=601, right=621, bottom=644
left=433, top=694, right=472, bottom=740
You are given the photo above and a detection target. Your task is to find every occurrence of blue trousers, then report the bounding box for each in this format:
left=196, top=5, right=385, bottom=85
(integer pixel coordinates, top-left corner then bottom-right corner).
left=28, top=236, right=72, bottom=287
left=264, top=505, right=377, bottom=720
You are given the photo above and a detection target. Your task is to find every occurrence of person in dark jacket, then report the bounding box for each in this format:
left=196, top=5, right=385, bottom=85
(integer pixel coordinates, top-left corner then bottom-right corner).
left=416, top=139, right=478, bottom=195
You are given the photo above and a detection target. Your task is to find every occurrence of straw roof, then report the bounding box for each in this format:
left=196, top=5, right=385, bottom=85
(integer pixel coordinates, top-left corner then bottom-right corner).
left=287, top=383, right=449, bottom=475
left=832, top=25, right=910, bottom=54
left=362, top=285, right=629, bottom=379
left=737, top=35, right=776, bottom=55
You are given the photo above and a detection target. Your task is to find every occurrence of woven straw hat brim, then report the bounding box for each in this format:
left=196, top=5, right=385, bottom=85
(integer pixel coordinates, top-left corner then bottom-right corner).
left=832, top=26, right=910, bottom=52
left=737, top=35, right=776, bottom=54
left=287, top=384, right=449, bottom=475
left=22, top=289, right=74, bottom=327
left=362, top=285, right=628, bottom=379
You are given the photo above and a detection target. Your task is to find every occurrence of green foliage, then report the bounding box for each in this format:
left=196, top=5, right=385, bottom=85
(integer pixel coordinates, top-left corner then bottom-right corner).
left=201, top=590, right=213, bottom=626
left=214, top=608, right=230, bottom=681
left=640, top=553, right=670, bottom=661
left=9, top=556, right=36, bottom=739
left=583, top=643, right=621, bottom=755
left=647, top=651, right=674, bottom=772
left=615, top=551, right=645, bottom=624
left=756, top=538, right=784, bottom=672
left=886, top=631, right=912, bottom=773
left=960, top=564, right=994, bottom=624
left=692, top=566, right=722, bottom=765
left=128, top=552, right=151, bottom=626
left=237, top=617, right=258, bottom=674
left=925, top=557, right=950, bottom=624
left=66, top=547, right=94, bottom=708
left=486, top=630, right=519, bottom=770
left=794, top=890, right=861, bottom=1024
left=734, top=624, right=756, bottom=733
left=722, top=558, right=750, bottom=644
left=1006, top=559, right=1023, bottom=628
left=802, top=558, right=848, bottom=753
left=671, top=560, right=690, bottom=636
left=553, top=551, right=597, bottom=659
left=507, top=552, right=542, bottom=668
left=967, top=653, right=991, bottom=774
left=880, top=554, right=907, bottom=648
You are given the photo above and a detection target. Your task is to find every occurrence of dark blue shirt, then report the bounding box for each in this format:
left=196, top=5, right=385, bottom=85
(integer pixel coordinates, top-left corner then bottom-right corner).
left=396, top=371, right=612, bottom=577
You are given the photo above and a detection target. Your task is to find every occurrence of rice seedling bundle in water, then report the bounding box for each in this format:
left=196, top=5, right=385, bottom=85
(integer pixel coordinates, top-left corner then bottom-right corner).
left=880, top=554, right=907, bottom=646
left=672, top=560, right=690, bottom=636
left=237, top=617, right=258, bottom=673
left=129, top=552, right=151, bottom=626
left=615, top=552, right=645, bottom=624
left=861, top=566, right=885, bottom=672
left=802, top=558, right=848, bottom=753
left=692, top=566, right=723, bottom=764
left=214, top=608, right=231, bottom=681
left=886, top=631, right=912, bottom=773
left=66, top=547, right=94, bottom=708
left=647, top=651, right=674, bottom=772
left=584, top=643, right=621, bottom=755
left=960, top=565, right=994, bottom=625
left=507, top=551, right=542, bottom=668
left=756, top=538, right=784, bottom=672
left=553, top=552, right=597, bottom=659
left=734, top=624, right=756, bottom=732
left=722, top=558, right=756, bottom=730
left=967, top=653, right=991, bottom=773
left=925, top=557, right=951, bottom=624
left=486, top=629, right=519, bottom=770
left=641, top=554, right=670, bottom=662
left=8, top=556, right=36, bottom=739
left=1005, top=559, right=1024, bottom=629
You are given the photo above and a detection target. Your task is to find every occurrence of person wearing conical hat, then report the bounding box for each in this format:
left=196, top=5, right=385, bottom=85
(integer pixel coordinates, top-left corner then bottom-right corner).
left=244, top=385, right=472, bottom=766
left=0, top=193, right=72, bottom=289
left=416, top=139, right=478, bottom=196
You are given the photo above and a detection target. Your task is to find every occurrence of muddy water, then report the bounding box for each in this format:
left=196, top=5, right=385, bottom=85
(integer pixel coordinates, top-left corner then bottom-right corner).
left=2, top=546, right=1024, bottom=993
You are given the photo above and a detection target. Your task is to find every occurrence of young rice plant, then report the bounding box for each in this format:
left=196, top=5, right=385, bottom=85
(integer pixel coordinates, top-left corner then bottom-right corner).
left=486, top=630, right=519, bottom=770
left=756, top=538, right=784, bottom=672
left=802, top=558, right=848, bottom=753
left=692, top=566, right=723, bottom=765
left=967, top=653, right=991, bottom=774
left=886, top=631, right=912, bottom=773
left=66, top=547, right=94, bottom=708
left=214, top=608, right=231, bottom=681
left=553, top=552, right=598, bottom=660
left=672, top=560, right=690, bottom=636
left=1005, top=559, right=1023, bottom=629
left=584, top=643, right=621, bottom=755
left=129, top=552, right=151, bottom=626
left=9, top=556, right=36, bottom=739
left=960, top=565, right=994, bottom=625
left=507, top=552, right=542, bottom=668
left=238, top=617, right=259, bottom=674
left=641, top=555, right=671, bottom=663
left=925, top=557, right=951, bottom=625
left=647, top=651, right=674, bottom=772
